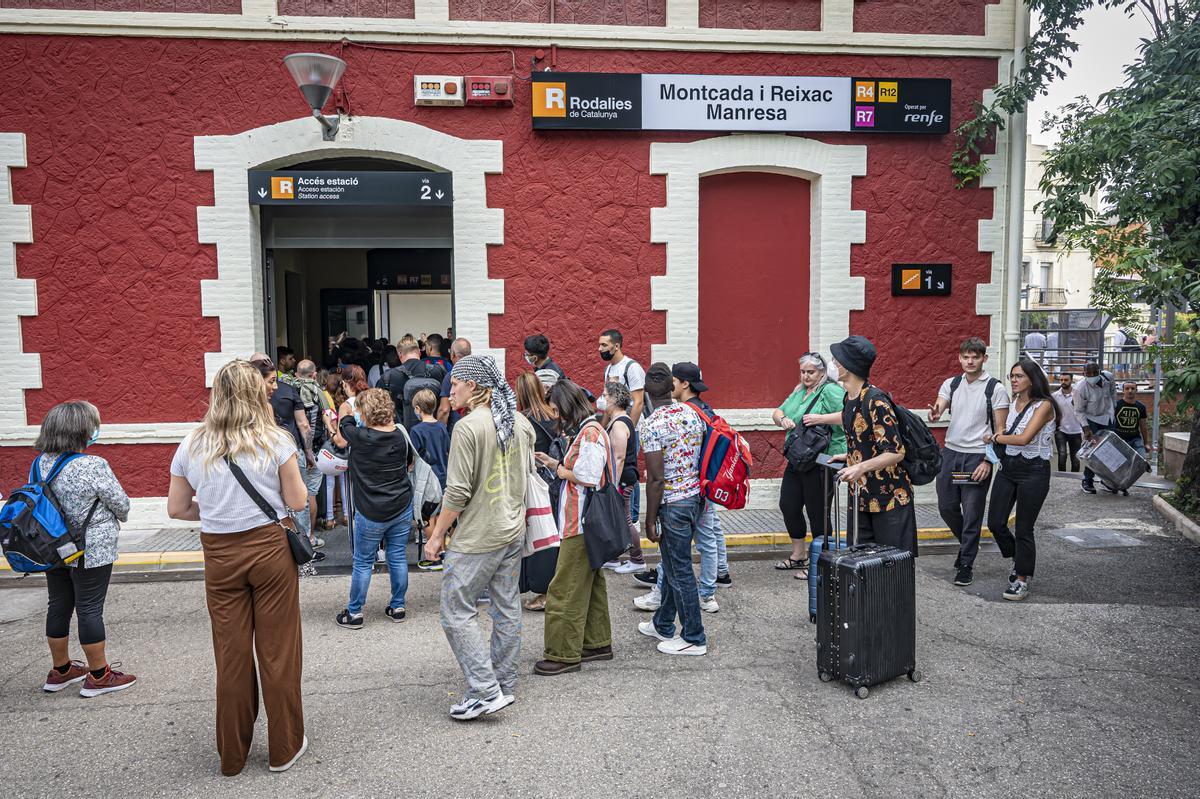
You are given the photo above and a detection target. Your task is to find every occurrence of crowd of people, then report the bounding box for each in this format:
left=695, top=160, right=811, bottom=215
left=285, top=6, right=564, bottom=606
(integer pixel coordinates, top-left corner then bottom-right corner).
left=11, top=324, right=1153, bottom=774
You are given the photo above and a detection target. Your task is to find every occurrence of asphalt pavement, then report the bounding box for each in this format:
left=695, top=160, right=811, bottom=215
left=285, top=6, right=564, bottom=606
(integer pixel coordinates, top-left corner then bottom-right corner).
left=0, top=475, right=1197, bottom=799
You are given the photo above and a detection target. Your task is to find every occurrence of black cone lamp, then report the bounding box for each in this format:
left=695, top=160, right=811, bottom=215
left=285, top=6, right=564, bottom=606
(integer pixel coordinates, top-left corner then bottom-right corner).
left=283, top=53, right=347, bottom=141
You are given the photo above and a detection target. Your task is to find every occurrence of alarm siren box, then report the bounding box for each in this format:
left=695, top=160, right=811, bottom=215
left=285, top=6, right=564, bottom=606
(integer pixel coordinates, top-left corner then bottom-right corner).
left=463, top=76, right=514, bottom=107
left=414, top=76, right=465, bottom=107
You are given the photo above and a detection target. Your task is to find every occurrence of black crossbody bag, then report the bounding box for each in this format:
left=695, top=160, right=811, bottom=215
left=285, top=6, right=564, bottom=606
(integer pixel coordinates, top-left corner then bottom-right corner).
left=783, top=385, right=832, bottom=473
left=224, top=456, right=315, bottom=565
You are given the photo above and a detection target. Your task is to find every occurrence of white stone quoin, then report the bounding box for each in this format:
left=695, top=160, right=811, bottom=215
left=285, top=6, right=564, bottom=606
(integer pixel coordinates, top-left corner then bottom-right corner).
left=0, top=132, right=39, bottom=436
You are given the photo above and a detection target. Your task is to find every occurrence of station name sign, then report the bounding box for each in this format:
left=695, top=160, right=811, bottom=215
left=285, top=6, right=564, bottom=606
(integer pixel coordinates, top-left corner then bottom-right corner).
left=532, top=73, right=951, bottom=134
left=248, top=171, right=453, bottom=206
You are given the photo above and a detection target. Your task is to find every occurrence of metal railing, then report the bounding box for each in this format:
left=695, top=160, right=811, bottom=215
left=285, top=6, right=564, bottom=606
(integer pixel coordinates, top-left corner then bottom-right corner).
left=1022, top=346, right=1169, bottom=385
left=1028, top=287, right=1068, bottom=306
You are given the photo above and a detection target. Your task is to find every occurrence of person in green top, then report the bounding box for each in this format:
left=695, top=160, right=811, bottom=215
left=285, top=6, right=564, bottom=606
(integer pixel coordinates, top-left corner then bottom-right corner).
left=771, top=352, right=846, bottom=577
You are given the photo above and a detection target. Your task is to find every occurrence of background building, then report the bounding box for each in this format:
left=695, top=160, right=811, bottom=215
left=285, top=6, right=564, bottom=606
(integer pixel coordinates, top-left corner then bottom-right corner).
left=0, top=0, right=1028, bottom=518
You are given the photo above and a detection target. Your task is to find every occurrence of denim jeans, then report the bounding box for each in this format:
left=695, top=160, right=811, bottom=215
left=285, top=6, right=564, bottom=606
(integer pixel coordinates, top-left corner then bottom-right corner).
left=655, top=498, right=727, bottom=599
left=653, top=495, right=705, bottom=646
left=440, top=536, right=523, bottom=699
left=348, top=507, right=412, bottom=615
left=293, top=447, right=313, bottom=537
left=1123, top=435, right=1148, bottom=459
left=630, top=481, right=640, bottom=524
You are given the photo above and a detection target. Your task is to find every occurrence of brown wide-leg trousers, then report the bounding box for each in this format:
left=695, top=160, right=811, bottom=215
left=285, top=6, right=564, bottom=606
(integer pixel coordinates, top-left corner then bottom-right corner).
left=201, top=523, right=305, bottom=776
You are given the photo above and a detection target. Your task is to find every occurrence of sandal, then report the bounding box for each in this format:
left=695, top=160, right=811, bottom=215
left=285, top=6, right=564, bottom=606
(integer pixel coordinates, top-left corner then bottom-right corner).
left=775, top=557, right=808, bottom=571
left=793, top=568, right=809, bottom=581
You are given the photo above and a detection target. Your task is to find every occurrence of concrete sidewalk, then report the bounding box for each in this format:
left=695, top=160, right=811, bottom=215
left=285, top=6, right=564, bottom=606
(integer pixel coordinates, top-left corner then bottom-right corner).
left=0, top=475, right=1196, bottom=799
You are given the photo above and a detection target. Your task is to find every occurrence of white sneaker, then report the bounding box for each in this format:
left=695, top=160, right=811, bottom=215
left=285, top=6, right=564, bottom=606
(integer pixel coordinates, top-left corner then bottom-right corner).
left=613, top=560, right=645, bottom=574
left=637, top=621, right=672, bottom=642
left=633, top=590, right=662, bottom=612
left=601, top=560, right=623, bottom=571
left=699, top=595, right=719, bottom=613
left=450, top=691, right=512, bottom=721
left=657, top=638, right=708, bottom=656
left=269, top=735, right=309, bottom=772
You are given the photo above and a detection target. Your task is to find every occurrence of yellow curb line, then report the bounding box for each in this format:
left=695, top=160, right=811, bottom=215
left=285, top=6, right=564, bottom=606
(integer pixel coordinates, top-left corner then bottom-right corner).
left=3, top=526, right=991, bottom=571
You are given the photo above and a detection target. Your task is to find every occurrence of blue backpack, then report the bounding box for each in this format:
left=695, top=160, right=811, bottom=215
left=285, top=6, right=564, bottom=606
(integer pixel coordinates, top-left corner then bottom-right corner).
left=0, top=454, right=97, bottom=573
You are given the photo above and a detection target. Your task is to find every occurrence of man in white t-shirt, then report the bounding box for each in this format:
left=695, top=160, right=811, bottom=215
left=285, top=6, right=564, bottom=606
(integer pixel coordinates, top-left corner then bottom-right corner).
left=598, top=329, right=646, bottom=421
left=928, top=338, right=1011, bottom=588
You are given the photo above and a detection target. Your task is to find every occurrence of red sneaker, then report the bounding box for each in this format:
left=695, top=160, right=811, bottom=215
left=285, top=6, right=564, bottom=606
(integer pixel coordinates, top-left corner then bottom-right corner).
left=42, top=661, right=89, bottom=693
left=79, top=664, right=137, bottom=698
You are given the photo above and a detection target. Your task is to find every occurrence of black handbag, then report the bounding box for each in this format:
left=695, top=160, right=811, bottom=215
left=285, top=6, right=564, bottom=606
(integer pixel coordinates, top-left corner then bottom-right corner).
left=224, top=456, right=315, bottom=565
left=783, top=385, right=833, bottom=473
left=577, top=424, right=629, bottom=570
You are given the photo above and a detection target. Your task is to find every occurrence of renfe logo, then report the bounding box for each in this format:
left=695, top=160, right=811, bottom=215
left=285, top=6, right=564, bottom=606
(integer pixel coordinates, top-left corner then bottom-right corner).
left=271, top=177, right=294, bottom=199
left=903, top=110, right=945, bottom=127
left=854, top=106, right=875, bottom=127
left=533, top=82, right=567, bottom=117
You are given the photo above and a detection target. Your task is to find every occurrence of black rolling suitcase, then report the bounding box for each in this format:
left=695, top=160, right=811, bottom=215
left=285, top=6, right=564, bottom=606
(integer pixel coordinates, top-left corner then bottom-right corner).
left=815, top=483, right=922, bottom=699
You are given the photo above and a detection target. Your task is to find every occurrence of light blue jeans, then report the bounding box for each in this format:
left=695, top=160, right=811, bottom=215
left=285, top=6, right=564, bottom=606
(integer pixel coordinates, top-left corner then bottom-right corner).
left=348, top=507, right=412, bottom=615
left=655, top=498, right=729, bottom=599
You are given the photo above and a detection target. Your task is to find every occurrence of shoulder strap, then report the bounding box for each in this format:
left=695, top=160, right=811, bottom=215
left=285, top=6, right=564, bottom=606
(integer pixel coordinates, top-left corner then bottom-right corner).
left=41, top=453, right=82, bottom=485
left=800, top=384, right=827, bottom=416
left=1003, top=401, right=1035, bottom=436
left=984, top=377, right=999, bottom=432
left=948, top=375, right=963, bottom=409
left=223, top=456, right=285, bottom=528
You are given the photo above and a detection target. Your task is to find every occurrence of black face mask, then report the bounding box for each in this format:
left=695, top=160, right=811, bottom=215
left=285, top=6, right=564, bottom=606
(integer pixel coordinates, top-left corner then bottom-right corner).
left=600, top=350, right=615, bottom=362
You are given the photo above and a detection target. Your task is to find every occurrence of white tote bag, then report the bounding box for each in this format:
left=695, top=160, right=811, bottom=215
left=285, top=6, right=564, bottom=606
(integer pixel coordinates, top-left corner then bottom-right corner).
left=524, top=455, right=560, bottom=557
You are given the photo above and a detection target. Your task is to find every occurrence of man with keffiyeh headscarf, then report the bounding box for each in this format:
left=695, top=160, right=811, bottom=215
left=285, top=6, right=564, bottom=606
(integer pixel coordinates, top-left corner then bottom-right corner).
left=424, top=354, right=536, bottom=721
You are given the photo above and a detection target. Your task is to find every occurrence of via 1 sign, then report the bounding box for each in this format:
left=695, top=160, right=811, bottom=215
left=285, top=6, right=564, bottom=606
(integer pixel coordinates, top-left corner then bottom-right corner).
left=248, top=171, right=453, bottom=206
left=892, top=264, right=952, bottom=296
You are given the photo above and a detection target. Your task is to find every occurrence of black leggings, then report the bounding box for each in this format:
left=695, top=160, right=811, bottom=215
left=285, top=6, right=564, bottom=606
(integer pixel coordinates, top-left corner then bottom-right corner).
left=779, top=466, right=835, bottom=541
left=987, top=457, right=1051, bottom=577
left=45, top=564, right=113, bottom=645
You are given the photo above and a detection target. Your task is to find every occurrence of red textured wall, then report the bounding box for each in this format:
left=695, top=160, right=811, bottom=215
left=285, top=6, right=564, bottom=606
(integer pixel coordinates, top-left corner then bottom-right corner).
left=697, top=172, right=810, bottom=408
left=854, top=0, right=1000, bottom=36
left=0, top=0, right=239, bottom=10
left=449, top=0, right=665, bottom=25
left=0, top=36, right=997, bottom=494
left=276, top=0, right=414, bottom=16
left=699, top=0, right=820, bottom=30
left=2, top=444, right=180, bottom=498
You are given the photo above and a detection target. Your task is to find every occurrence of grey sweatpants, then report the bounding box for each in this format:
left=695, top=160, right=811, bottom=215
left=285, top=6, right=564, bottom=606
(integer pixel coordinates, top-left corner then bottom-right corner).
left=439, top=536, right=524, bottom=700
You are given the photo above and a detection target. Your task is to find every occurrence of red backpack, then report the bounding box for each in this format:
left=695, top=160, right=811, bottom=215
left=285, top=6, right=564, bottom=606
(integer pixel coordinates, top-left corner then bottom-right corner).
left=688, top=402, right=753, bottom=510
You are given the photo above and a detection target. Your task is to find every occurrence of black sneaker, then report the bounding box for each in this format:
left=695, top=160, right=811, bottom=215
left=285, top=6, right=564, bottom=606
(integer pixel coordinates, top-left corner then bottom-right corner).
left=310, top=551, right=327, bottom=563
left=716, top=573, right=732, bottom=587
left=336, top=610, right=363, bottom=630
left=632, top=569, right=658, bottom=586
left=384, top=606, right=406, bottom=622
left=418, top=559, right=444, bottom=571
left=1081, top=481, right=1097, bottom=494
left=953, top=568, right=973, bottom=587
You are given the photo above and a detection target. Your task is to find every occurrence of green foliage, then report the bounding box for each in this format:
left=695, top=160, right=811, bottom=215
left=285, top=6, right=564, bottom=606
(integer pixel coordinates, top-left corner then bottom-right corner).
left=1037, top=7, right=1200, bottom=414
left=956, top=2, right=1200, bottom=498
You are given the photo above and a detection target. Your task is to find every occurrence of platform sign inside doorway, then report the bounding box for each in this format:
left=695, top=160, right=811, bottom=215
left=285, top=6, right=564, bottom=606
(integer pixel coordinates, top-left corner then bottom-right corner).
left=248, top=171, right=453, bottom=205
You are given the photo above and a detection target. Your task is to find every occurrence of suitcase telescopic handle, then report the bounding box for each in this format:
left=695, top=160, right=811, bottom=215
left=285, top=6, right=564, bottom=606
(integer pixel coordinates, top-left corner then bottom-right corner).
left=851, top=481, right=860, bottom=548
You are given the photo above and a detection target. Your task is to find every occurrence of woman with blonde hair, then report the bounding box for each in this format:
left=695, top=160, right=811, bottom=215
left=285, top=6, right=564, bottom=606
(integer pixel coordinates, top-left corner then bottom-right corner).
left=330, top=387, right=414, bottom=629
left=167, top=359, right=309, bottom=776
